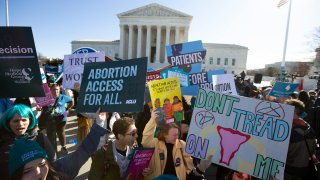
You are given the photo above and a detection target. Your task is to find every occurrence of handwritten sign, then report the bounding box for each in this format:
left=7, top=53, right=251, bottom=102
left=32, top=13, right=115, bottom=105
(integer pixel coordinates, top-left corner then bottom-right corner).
left=211, top=74, right=237, bottom=95
left=185, top=88, right=294, bottom=179
left=63, top=52, right=105, bottom=89
left=161, top=68, right=189, bottom=87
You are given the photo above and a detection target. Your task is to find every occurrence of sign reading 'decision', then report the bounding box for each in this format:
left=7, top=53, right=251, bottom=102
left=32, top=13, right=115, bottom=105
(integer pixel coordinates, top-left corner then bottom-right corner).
left=0, top=27, right=44, bottom=97
left=63, top=52, right=105, bottom=89
left=77, top=58, right=147, bottom=112
left=185, top=88, right=294, bottom=179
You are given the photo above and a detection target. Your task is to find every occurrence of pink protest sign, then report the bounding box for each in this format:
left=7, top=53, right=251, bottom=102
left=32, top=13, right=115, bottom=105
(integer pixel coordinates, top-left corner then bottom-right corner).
left=125, top=148, right=154, bottom=180
left=35, top=83, right=54, bottom=107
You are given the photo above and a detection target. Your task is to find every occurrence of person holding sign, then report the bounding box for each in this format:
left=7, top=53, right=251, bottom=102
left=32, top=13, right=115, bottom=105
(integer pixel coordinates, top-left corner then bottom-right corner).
left=45, top=84, right=74, bottom=154
left=89, top=117, right=151, bottom=180
left=142, top=110, right=212, bottom=180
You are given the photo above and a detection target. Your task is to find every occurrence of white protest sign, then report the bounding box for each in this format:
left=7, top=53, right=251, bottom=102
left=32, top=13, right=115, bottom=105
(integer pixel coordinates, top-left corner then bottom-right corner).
left=185, top=88, right=294, bottom=179
left=211, top=74, right=237, bottom=95
left=63, top=52, right=105, bottom=89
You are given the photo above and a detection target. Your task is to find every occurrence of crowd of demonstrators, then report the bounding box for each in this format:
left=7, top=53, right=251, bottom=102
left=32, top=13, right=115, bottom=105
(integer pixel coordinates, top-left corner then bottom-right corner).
left=3, top=72, right=320, bottom=180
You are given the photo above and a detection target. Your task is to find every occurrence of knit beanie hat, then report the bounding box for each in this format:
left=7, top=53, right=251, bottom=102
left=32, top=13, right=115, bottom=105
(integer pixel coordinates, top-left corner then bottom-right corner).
left=9, top=138, right=48, bottom=176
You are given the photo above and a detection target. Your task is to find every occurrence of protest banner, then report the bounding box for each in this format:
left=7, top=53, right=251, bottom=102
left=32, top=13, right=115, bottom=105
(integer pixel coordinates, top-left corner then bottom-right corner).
left=35, top=83, right=55, bottom=107
left=160, top=68, right=189, bottom=87
left=77, top=58, right=147, bottom=112
left=148, top=78, right=184, bottom=124
left=63, top=52, right=105, bottom=89
left=125, top=148, right=154, bottom=180
left=269, top=81, right=299, bottom=98
left=0, top=27, right=44, bottom=97
left=185, top=88, right=294, bottom=179
left=211, top=74, right=237, bottom=95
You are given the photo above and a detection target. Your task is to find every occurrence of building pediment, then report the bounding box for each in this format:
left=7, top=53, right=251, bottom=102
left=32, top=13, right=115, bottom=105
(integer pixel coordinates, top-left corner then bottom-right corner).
left=117, top=3, right=192, bottom=18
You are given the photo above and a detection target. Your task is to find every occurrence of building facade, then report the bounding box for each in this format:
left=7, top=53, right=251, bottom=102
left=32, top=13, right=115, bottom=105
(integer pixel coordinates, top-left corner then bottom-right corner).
left=71, top=3, right=248, bottom=74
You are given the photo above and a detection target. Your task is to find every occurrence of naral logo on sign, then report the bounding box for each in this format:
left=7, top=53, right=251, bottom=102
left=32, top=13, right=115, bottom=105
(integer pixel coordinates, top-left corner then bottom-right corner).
left=126, top=99, right=136, bottom=104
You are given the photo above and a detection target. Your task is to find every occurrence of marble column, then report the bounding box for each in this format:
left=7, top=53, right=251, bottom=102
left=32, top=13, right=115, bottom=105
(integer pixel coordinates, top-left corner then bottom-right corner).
left=128, top=25, right=133, bottom=59
left=184, top=26, right=189, bottom=42
left=175, top=26, right=180, bottom=43
left=165, top=26, right=171, bottom=60
left=156, top=26, right=161, bottom=63
left=137, top=25, right=142, bottom=58
left=146, top=25, right=151, bottom=62
left=119, top=24, right=125, bottom=59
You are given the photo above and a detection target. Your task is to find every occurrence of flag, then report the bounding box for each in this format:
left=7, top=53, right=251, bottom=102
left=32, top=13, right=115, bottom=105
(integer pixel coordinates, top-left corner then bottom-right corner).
left=277, top=0, right=288, bottom=8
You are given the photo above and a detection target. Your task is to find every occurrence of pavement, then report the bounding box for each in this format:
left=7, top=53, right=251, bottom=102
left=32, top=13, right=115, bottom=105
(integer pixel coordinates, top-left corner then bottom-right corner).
left=56, top=112, right=91, bottom=180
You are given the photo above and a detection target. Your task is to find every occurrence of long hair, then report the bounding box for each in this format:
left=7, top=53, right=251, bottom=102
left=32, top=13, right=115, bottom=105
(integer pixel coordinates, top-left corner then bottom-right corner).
left=156, top=123, right=179, bottom=141
left=10, top=159, right=69, bottom=180
left=0, top=104, right=37, bottom=133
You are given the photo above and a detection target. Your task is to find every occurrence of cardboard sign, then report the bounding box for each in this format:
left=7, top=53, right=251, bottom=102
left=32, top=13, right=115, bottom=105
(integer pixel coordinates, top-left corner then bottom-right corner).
left=35, top=83, right=55, bottom=107
left=211, top=74, right=237, bottom=95
left=0, top=27, right=44, bottom=97
left=63, top=52, right=105, bottom=89
left=148, top=78, right=184, bottom=124
left=125, top=148, right=154, bottom=180
left=77, top=58, right=147, bottom=112
left=269, top=81, right=299, bottom=98
left=185, top=88, right=294, bottom=179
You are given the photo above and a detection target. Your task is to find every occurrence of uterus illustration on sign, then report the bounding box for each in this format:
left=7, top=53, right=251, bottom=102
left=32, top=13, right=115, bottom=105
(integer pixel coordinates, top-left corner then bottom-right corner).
left=217, top=126, right=251, bottom=166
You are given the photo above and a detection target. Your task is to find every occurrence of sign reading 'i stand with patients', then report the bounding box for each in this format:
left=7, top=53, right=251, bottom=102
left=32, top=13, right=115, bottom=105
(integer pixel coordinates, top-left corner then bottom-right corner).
left=0, top=27, right=44, bottom=97
left=77, top=58, right=148, bottom=112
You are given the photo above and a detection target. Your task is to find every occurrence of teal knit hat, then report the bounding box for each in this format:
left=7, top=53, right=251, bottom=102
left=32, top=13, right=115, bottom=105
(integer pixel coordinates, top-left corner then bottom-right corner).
left=9, top=138, right=48, bottom=176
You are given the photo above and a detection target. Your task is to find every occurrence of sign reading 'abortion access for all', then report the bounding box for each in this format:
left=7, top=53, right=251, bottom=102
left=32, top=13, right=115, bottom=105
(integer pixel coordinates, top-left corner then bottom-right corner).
left=77, top=58, right=147, bottom=112
left=63, top=52, right=105, bottom=89
left=185, top=88, right=294, bottom=179
left=0, top=27, right=44, bottom=97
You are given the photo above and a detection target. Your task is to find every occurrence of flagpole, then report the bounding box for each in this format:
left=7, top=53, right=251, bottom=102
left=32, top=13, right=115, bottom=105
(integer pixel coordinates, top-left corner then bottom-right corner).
left=279, top=0, right=292, bottom=82
left=5, top=0, right=9, bottom=26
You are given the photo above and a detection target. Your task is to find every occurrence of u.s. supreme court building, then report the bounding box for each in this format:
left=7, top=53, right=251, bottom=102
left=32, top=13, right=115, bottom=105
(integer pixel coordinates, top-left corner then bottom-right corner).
left=71, top=3, right=248, bottom=74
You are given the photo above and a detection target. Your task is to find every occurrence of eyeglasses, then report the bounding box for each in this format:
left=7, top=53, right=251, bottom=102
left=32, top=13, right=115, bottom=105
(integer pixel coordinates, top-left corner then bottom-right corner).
left=126, top=131, right=137, bottom=137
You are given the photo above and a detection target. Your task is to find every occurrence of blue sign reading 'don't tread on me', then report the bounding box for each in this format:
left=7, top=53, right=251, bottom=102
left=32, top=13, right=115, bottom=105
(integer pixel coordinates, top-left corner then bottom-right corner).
left=269, top=81, right=299, bottom=98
